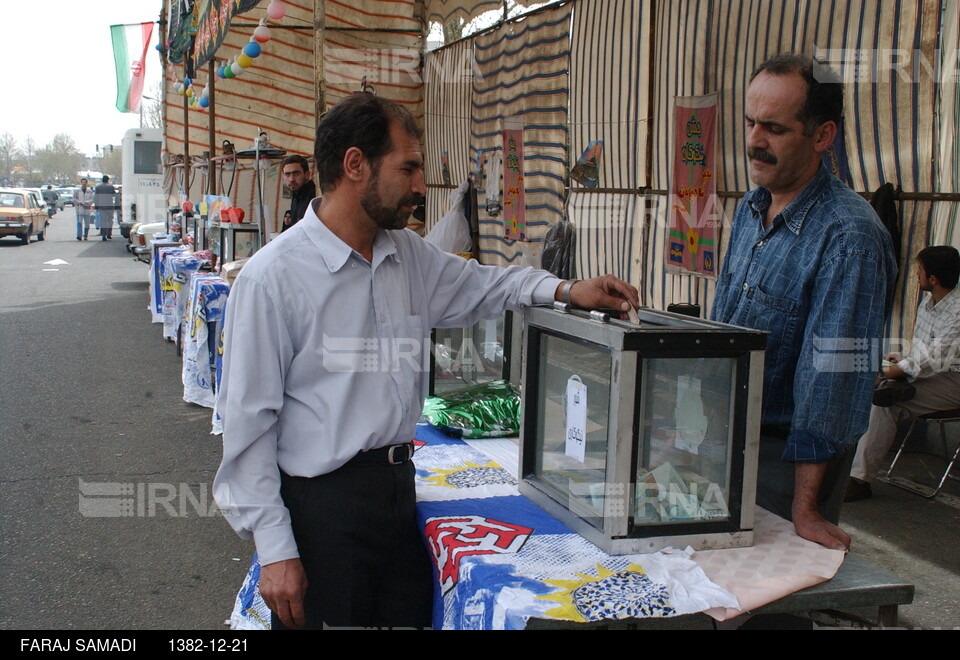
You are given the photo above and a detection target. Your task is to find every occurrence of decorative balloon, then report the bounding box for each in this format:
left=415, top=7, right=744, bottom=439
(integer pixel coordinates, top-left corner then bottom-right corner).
left=253, top=25, right=271, bottom=43
left=267, top=1, right=287, bottom=20
left=188, top=3, right=287, bottom=106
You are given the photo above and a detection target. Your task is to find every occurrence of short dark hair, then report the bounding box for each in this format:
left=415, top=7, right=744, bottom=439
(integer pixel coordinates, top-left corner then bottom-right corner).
left=282, top=154, right=309, bottom=172
left=314, top=92, right=421, bottom=192
left=751, top=54, right=843, bottom=137
left=102, top=175, right=110, bottom=183
left=917, top=245, right=960, bottom=289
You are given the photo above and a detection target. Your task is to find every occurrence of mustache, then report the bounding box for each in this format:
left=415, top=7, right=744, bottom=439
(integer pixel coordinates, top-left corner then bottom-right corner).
left=404, top=195, right=425, bottom=208
left=747, top=147, right=777, bottom=165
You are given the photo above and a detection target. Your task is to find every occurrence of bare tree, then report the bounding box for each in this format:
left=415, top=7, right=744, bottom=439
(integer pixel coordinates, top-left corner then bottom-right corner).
left=101, top=146, right=123, bottom=182
left=36, top=134, right=84, bottom=185
left=142, top=81, right=164, bottom=129
left=22, top=135, right=43, bottom=186
left=0, top=132, right=20, bottom=184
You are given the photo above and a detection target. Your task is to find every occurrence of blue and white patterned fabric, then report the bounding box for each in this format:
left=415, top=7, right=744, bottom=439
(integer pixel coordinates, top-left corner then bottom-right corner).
left=182, top=274, right=229, bottom=409
left=413, top=422, right=738, bottom=630
left=149, top=244, right=185, bottom=323
left=162, top=253, right=203, bottom=342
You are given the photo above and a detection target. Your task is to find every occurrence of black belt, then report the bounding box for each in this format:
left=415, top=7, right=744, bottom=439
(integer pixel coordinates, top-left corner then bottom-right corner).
left=347, top=441, right=416, bottom=467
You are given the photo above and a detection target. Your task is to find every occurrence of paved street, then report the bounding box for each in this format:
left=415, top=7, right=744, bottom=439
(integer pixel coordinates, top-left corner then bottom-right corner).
left=0, top=208, right=958, bottom=630
left=0, top=209, right=249, bottom=630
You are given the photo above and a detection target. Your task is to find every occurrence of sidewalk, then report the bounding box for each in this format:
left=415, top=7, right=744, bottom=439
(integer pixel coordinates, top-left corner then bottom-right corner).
left=840, top=437, right=960, bottom=629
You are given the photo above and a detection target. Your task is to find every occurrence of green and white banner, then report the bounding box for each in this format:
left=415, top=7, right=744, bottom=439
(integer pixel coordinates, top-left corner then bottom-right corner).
left=111, top=22, right=154, bottom=113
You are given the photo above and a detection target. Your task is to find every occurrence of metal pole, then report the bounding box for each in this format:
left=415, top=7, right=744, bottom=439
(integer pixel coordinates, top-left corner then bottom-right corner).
left=255, top=129, right=268, bottom=246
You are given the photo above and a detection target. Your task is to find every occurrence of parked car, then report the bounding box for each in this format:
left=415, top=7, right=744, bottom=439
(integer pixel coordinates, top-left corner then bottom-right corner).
left=58, top=187, right=76, bottom=207
left=23, top=188, right=49, bottom=215
left=128, top=220, right=168, bottom=262
left=0, top=188, right=48, bottom=244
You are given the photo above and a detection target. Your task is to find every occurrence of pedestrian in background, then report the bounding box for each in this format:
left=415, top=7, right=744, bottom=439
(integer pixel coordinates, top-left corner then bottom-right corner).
left=94, top=175, right=118, bottom=241
left=280, top=154, right=316, bottom=232
left=73, top=178, right=95, bottom=241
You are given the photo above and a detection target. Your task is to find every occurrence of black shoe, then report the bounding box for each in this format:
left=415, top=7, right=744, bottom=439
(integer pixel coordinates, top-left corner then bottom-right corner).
left=76, top=237, right=81, bottom=241
left=872, top=381, right=915, bottom=407
left=844, top=478, right=872, bottom=502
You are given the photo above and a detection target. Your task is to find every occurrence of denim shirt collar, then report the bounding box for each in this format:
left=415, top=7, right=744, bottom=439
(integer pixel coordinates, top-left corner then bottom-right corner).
left=747, top=165, right=832, bottom=236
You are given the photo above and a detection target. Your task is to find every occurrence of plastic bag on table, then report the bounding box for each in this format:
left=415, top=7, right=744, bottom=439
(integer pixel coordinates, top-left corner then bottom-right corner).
left=541, top=219, right=576, bottom=279
left=424, top=179, right=472, bottom=254
left=422, top=379, right=521, bottom=439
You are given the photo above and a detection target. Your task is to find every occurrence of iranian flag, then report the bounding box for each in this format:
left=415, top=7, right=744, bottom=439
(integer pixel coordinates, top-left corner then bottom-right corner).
left=111, top=22, right=154, bottom=113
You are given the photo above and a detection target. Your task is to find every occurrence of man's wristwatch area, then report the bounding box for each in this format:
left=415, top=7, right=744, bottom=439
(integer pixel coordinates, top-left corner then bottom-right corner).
left=561, top=279, right=579, bottom=305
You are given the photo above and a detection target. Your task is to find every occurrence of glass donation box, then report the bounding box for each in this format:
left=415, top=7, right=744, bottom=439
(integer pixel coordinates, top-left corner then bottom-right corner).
left=519, top=305, right=767, bottom=554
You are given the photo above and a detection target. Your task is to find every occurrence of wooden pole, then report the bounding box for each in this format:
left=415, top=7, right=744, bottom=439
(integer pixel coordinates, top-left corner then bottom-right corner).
left=208, top=58, right=217, bottom=197
left=183, top=83, right=190, bottom=200
left=314, top=0, right=326, bottom=140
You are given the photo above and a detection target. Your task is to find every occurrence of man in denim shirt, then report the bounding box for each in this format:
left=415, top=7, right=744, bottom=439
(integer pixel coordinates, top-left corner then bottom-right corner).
left=712, top=54, right=897, bottom=550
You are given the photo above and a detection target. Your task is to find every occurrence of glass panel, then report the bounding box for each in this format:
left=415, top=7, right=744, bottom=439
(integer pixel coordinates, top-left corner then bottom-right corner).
left=535, top=333, right=611, bottom=522
left=634, top=357, right=735, bottom=525
left=433, top=315, right=506, bottom=395
left=134, top=141, right=163, bottom=174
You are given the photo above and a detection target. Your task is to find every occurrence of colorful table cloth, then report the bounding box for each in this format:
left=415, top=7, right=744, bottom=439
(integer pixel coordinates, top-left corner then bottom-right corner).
left=181, top=274, right=229, bottom=408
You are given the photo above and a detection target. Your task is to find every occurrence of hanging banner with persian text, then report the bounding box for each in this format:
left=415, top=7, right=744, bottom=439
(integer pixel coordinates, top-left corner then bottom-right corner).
left=666, top=94, right=718, bottom=277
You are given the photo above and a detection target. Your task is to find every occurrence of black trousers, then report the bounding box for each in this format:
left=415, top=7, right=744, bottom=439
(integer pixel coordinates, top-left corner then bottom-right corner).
left=272, top=456, right=434, bottom=630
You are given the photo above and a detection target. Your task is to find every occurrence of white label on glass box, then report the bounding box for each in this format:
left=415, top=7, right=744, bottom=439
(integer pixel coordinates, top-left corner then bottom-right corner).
left=565, top=376, right=587, bottom=462
left=675, top=375, right=707, bottom=454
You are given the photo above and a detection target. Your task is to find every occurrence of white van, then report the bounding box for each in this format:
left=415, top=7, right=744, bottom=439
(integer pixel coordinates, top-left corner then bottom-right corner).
left=119, top=128, right=164, bottom=238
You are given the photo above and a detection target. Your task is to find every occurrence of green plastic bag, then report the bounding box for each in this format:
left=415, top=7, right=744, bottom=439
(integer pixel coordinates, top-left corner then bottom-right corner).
left=421, top=380, right=520, bottom=439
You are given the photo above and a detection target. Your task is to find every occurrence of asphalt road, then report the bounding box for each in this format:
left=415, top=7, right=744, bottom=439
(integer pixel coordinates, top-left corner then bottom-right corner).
left=0, top=209, right=250, bottom=630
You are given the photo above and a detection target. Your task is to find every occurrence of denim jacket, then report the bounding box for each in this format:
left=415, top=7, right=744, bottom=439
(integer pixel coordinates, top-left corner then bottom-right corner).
left=712, top=167, right=897, bottom=462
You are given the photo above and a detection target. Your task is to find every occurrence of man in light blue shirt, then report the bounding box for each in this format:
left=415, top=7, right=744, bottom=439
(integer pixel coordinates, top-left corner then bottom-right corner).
left=214, top=93, right=639, bottom=629
left=712, top=54, right=896, bottom=551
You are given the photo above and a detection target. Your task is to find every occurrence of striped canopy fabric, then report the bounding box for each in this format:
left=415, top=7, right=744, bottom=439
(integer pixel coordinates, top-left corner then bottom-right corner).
left=424, top=0, right=547, bottom=28
left=162, top=0, right=424, bottom=231
left=468, top=3, right=572, bottom=266
left=423, top=40, right=476, bottom=236
left=934, top=0, right=960, bottom=251
left=159, top=0, right=956, bottom=340
left=642, top=0, right=946, bottom=339
left=567, top=0, right=653, bottom=291
left=321, top=0, right=424, bottom=119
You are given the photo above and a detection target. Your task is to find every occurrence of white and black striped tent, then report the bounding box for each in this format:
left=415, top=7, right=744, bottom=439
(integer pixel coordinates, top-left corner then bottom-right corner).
left=162, top=0, right=960, bottom=337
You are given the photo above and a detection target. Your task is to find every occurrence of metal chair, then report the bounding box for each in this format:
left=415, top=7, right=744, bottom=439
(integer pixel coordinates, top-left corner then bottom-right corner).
left=882, top=408, right=960, bottom=498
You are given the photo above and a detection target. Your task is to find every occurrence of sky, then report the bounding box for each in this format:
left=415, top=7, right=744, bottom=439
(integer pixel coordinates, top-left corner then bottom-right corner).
left=2, top=1, right=163, bottom=156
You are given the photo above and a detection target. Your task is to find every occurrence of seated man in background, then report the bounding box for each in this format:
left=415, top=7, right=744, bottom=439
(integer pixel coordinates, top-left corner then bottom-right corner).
left=847, top=245, right=960, bottom=501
